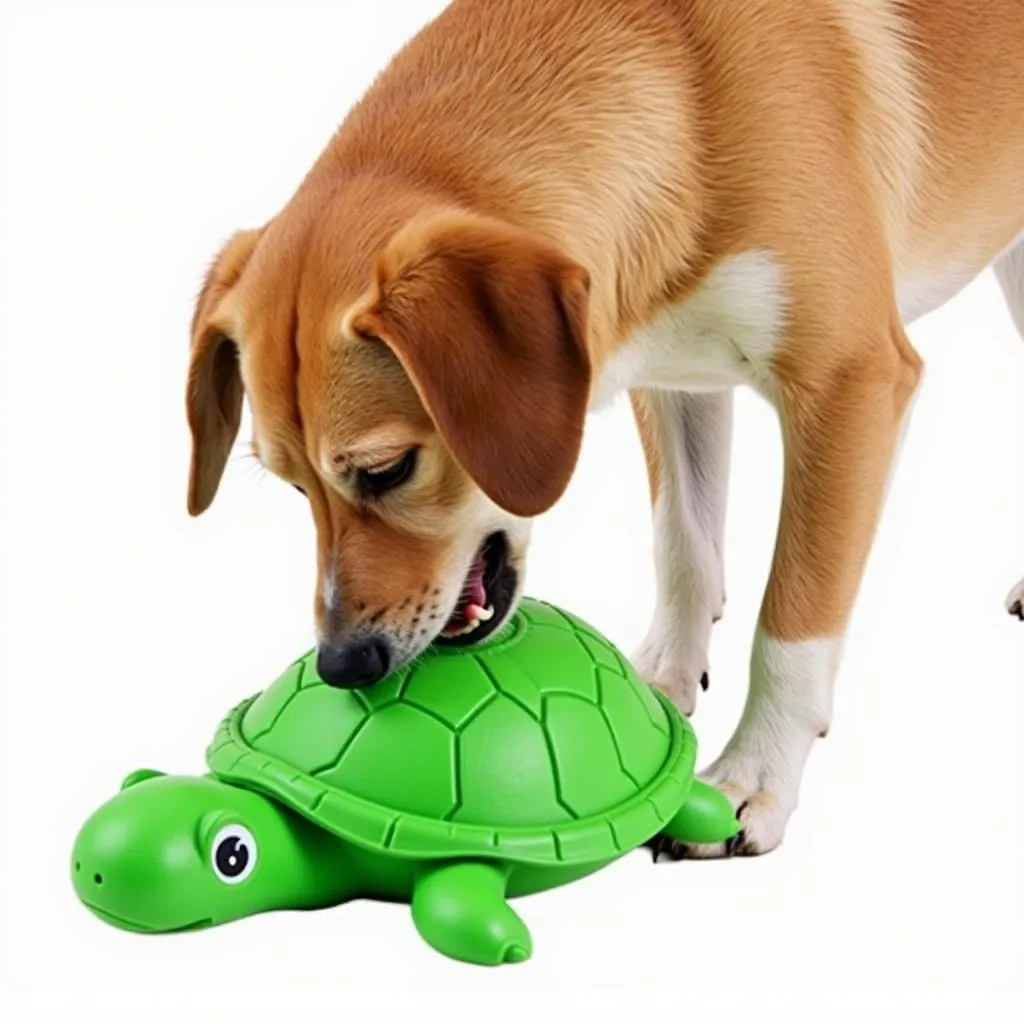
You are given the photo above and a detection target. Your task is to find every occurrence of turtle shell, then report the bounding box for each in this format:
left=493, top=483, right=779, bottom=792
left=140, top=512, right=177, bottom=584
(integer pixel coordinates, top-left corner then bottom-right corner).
left=207, top=599, right=696, bottom=866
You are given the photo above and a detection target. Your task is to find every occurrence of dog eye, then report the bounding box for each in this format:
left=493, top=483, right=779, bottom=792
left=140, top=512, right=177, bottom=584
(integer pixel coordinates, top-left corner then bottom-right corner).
left=292, top=484, right=306, bottom=496
left=357, top=449, right=418, bottom=497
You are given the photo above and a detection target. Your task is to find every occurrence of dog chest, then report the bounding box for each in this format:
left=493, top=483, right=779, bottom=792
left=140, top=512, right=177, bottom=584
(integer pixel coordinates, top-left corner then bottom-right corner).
left=593, top=250, right=787, bottom=405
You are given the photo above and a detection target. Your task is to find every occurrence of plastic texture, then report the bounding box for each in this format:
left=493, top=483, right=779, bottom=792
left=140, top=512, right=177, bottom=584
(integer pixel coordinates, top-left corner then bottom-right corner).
left=209, top=599, right=696, bottom=863
left=72, top=598, right=739, bottom=965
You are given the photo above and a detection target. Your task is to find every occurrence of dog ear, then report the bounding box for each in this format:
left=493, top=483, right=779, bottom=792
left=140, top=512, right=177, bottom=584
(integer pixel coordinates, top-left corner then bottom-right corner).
left=348, top=213, right=591, bottom=517
left=185, top=229, right=262, bottom=515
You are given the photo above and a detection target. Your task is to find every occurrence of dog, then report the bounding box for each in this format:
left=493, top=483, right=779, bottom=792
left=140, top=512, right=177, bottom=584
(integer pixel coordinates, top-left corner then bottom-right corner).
left=184, top=0, right=1024, bottom=857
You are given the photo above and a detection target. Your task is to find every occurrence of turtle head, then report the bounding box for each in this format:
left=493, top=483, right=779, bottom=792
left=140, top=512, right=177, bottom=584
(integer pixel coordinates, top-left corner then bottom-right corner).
left=72, top=773, right=350, bottom=932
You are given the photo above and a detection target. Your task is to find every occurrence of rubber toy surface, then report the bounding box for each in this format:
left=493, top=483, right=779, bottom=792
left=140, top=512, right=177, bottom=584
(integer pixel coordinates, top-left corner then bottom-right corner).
left=72, top=599, right=738, bottom=966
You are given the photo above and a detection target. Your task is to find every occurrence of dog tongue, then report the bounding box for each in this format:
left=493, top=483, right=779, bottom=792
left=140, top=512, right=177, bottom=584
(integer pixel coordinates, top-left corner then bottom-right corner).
left=466, top=554, right=487, bottom=609
left=441, top=551, right=490, bottom=636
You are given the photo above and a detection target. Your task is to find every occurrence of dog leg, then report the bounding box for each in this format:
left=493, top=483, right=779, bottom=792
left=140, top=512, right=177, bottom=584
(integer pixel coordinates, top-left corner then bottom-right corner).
left=994, top=238, right=1024, bottom=620
left=689, top=309, right=923, bottom=857
left=630, top=389, right=732, bottom=715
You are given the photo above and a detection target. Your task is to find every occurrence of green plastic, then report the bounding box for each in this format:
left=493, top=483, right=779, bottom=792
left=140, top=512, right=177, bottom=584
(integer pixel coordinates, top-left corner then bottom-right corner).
left=72, top=598, right=739, bottom=965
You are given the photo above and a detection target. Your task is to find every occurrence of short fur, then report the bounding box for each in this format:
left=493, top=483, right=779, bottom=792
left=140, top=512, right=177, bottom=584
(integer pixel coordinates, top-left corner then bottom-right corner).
left=186, top=0, right=1024, bottom=855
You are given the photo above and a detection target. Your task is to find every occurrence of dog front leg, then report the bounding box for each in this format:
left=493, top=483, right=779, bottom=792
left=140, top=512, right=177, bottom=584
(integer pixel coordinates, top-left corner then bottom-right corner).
left=694, top=313, right=923, bottom=856
left=631, top=389, right=732, bottom=715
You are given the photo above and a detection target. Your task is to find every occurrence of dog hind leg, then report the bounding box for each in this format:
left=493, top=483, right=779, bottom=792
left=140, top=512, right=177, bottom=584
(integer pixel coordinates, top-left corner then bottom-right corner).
left=994, top=238, right=1024, bottom=620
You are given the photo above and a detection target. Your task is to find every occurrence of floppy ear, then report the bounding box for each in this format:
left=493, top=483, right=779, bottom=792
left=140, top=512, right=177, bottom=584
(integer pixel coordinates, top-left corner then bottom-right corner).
left=185, top=229, right=262, bottom=515
left=349, top=213, right=591, bottom=517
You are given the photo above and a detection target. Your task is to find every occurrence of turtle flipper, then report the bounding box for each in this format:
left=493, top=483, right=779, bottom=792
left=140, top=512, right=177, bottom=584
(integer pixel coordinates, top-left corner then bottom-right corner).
left=643, top=780, right=742, bottom=859
left=644, top=782, right=742, bottom=861
left=662, top=779, right=741, bottom=845
left=411, top=862, right=532, bottom=966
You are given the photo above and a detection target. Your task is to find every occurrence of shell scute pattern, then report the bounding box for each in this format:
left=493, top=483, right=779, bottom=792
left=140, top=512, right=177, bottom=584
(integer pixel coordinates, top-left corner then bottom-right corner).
left=241, top=657, right=306, bottom=741
left=251, top=682, right=373, bottom=775
left=317, top=702, right=457, bottom=819
left=403, top=655, right=498, bottom=729
left=212, top=600, right=689, bottom=863
left=474, top=649, right=542, bottom=719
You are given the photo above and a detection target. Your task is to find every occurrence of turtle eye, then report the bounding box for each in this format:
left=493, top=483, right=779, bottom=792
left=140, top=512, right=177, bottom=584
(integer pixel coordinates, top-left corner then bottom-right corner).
left=210, top=825, right=257, bottom=884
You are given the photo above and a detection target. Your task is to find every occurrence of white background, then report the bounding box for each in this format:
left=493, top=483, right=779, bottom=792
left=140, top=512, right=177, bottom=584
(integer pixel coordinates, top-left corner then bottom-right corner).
left=1, top=1, right=1021, bottom=1018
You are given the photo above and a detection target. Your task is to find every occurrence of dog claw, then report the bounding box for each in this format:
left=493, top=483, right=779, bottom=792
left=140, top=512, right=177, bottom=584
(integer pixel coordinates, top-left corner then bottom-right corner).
left=643, top=833, right=690, bottom=862
left=724, top=830, right=745, bottom=857
left=722, top=802, right=748, bottom=857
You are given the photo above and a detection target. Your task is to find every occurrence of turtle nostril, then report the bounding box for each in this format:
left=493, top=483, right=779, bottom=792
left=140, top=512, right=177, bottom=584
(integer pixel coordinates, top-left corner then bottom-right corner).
left=93, top=873, right=103, bottom=886
left=74, top=861, right=80, bottom=873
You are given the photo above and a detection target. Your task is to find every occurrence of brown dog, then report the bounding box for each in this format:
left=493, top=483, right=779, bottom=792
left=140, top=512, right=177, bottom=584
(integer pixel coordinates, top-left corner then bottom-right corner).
left=185, top=0, right=1024, bottom=856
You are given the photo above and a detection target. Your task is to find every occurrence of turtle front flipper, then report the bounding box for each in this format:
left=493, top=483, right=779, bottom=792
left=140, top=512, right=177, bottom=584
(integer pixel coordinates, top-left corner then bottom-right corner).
left=411, top=862, right=532, bottom=966
left=646, top=780, right=742, bottom=860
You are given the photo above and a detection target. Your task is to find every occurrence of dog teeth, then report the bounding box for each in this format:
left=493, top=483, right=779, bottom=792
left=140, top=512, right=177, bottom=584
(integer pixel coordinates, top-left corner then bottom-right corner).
left=441, top=618, right=478, bottom=638
left=441, top=604, right=496, bottom=638
left=466, top=602, right=495, bottom=624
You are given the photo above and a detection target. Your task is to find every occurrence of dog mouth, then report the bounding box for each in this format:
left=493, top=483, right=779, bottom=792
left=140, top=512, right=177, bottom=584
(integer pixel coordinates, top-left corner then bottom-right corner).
left=436, top=532, right=516, bottom=646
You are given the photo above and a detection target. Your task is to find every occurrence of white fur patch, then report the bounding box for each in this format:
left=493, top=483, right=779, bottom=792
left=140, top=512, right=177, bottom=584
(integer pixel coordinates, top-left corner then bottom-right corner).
left=897, top=260, right=986, bottom=324
left=697, top=631, right=843, bottom=855
left=631, top=391, right=731, bottom=715
left=592, top=251, right=788, bottom=407
left=898, top=231, right=1024, bottom=325
left=321, top=558, right=338, bottom=614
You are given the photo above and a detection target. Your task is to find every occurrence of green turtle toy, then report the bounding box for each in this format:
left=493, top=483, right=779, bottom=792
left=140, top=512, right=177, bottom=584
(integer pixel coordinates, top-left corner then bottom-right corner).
left=72, top=599, right=738, bottom=966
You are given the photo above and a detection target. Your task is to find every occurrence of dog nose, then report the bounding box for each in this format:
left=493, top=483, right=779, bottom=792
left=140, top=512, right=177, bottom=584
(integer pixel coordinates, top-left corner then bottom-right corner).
left=316, top=638, right=391, bottom=688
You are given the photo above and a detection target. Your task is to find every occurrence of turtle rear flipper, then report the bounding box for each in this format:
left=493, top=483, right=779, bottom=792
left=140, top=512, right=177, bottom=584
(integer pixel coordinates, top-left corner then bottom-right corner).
left=665, top=779, right=740, bottom=844
left=646, top=780, right=741, bottom=860
left=412, top=863, right=532, bottom=966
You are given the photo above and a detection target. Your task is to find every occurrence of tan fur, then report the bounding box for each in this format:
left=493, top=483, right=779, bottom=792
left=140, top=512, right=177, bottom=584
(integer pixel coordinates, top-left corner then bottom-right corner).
left=763, top=314, right=925, bottom=640
left=347, top=209, right=591, bottom=517
left=825, top=0, right=925, bottom=260
left=185, top=0, right=1023, bottom=759
left=186, top=228, right=263, bottom=515
left=902, top=1, right=1024, bottom=274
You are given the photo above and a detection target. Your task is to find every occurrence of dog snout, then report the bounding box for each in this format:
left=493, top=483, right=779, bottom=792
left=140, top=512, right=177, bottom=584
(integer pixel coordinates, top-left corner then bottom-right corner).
left=316, top=636, right=391, bottom=688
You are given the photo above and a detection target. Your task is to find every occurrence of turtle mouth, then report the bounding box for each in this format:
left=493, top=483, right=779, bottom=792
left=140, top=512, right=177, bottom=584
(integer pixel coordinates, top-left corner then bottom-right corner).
left=436, top=532, right=516, bottom=647
left=82, top=903, right=212, bottom=934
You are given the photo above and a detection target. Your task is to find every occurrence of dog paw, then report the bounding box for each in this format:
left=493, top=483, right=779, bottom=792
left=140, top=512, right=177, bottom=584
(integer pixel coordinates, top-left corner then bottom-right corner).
left=675, top=759, right=797, bottom=859
left=1007, top=578, right=1024, bottom=620
left=632, top=620, right=711, bottom=717
left=660, top=630, right=832, bottom=859
left=642, top=827, right=744, bottom=863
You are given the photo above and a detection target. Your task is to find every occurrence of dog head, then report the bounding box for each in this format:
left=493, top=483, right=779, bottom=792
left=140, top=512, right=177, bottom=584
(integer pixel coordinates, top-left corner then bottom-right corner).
left=185, top=196, right=591, bottom=686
